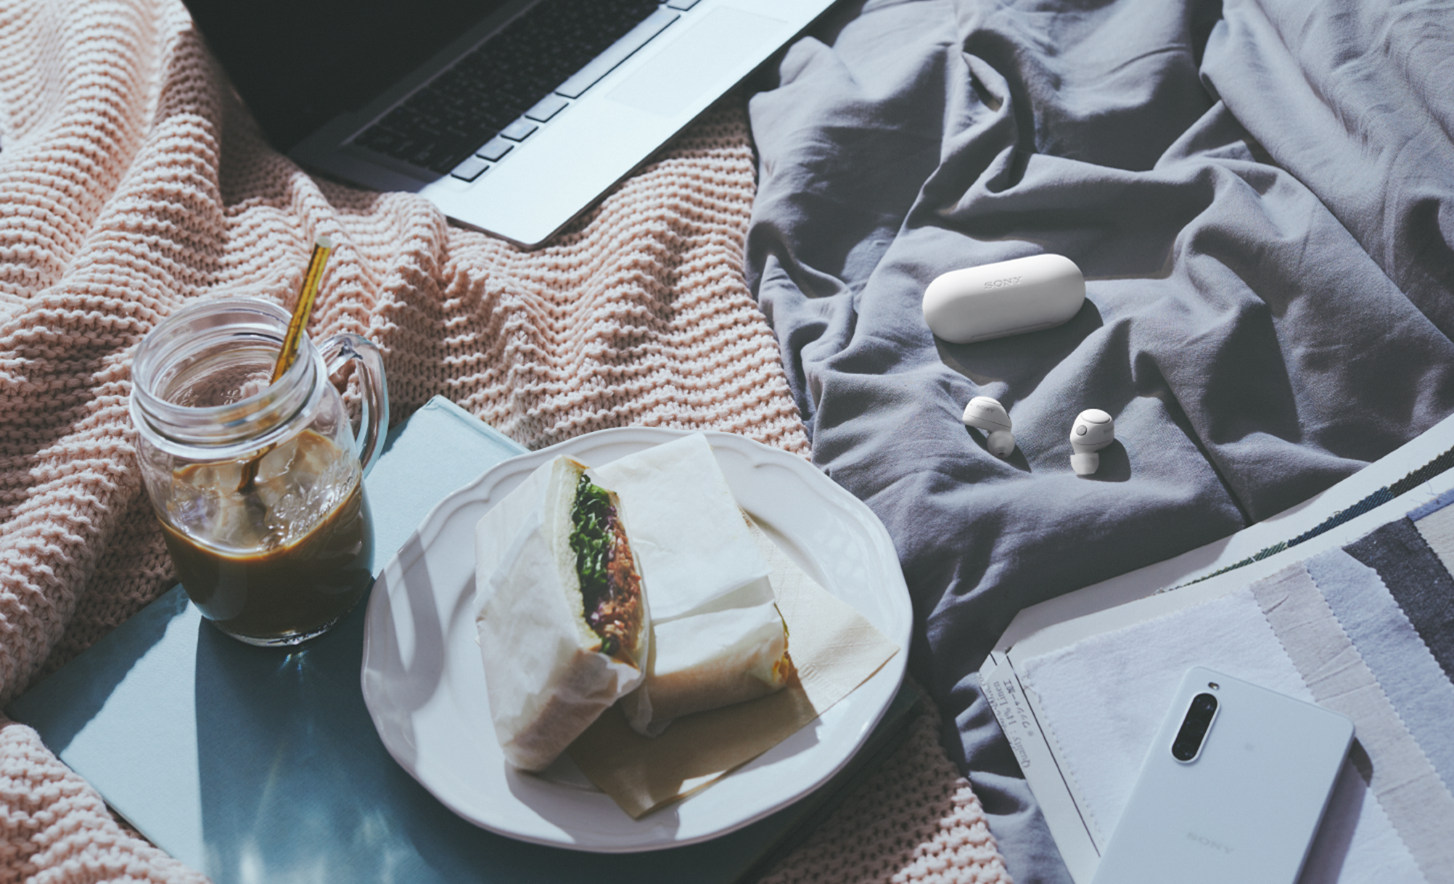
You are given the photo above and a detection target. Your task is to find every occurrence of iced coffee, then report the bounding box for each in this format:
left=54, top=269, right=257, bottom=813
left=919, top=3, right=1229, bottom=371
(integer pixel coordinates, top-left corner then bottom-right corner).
left=158, top=430, right=373, bottom=643
left=131, top=296, right=389, bottom=646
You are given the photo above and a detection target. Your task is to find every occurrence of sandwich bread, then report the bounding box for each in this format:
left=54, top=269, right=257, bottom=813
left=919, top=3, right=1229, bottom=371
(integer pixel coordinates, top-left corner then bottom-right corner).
left=474, top=455, right=647, bottom=771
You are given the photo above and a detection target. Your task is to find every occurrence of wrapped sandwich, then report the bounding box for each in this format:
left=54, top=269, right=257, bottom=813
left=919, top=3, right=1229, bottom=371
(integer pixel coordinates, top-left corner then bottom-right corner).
left=592, top=433, right=792, bottom=736
left=474, top=456, right=648, bottom=771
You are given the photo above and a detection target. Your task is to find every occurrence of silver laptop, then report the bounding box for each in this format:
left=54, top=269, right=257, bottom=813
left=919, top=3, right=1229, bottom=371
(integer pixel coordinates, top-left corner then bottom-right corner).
left=184, top=0, right=837, bottom=248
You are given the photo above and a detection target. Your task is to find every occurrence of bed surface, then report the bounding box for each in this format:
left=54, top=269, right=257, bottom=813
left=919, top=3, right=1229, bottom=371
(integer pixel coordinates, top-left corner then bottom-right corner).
left=3, top=0, right=1452, bottom=881
left=744, top=0, right=1454, bottom=880
left=0, top=1, right=1003, bottom=881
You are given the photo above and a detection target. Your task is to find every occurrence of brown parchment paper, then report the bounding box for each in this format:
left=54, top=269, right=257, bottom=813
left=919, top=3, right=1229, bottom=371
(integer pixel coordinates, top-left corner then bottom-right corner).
left=566, top=521, right=900, bottom=817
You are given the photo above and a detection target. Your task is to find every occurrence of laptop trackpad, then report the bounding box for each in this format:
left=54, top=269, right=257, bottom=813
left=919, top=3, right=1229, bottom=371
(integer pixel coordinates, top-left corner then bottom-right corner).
left=607, top=7, right=787, bottom=117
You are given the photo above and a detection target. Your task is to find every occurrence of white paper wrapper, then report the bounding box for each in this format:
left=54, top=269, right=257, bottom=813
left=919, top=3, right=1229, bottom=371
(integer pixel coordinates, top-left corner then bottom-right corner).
left=474, top=456, right=645, bottom=771
left=591, top=434, right=788, bottom=735
left=568, top=517, right=901, bottom=818
left=590, top=434, right=773, bottom=620
left=621, top=593, right=788, bottom=735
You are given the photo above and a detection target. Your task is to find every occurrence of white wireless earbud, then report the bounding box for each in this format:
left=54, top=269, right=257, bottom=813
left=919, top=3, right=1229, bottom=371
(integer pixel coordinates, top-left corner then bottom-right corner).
left=1069, top=408, right=1114, bottom=476
left=963, top=396, right=1016, bottom=458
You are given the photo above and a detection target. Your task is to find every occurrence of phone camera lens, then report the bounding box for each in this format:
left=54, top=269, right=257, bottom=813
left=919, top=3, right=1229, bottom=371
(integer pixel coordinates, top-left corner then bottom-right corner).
left=1173, top=693, right=1219, bottom=761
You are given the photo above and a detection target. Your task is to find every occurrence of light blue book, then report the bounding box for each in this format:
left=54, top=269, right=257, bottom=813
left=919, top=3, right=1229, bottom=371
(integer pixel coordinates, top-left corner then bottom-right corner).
left=9, top=396, right=916, bottom=884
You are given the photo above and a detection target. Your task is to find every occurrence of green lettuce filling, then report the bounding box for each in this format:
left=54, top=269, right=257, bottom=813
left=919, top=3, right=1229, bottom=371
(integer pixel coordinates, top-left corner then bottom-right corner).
left=568, top=474, right=617, bottom=656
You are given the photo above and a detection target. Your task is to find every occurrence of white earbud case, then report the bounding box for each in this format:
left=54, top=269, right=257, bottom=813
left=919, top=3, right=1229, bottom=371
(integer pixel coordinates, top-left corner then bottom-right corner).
left=923, top=254, right=1085, bottom=344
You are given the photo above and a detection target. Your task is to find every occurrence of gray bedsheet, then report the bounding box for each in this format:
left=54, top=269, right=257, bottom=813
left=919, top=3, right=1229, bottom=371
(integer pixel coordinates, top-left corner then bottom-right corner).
left=743, top=0, right=1454, bottom=879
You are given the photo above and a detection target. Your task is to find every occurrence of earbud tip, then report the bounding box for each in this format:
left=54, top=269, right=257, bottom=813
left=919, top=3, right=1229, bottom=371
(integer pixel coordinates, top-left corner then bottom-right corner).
left=1071, top=451, right=1100, bottom=476
left=987, top=430, right=1015, bottom=458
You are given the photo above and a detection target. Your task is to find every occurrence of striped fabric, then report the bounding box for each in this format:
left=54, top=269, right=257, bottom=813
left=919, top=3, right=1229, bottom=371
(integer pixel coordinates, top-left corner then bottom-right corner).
left=1020, top=487, right=1454, bottom=884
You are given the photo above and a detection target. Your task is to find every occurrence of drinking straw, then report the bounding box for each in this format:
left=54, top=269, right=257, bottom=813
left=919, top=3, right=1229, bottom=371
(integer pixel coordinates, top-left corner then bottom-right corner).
left=236, top=234, right=335, bottom=493
left=270, top=234, right=334, bottom=383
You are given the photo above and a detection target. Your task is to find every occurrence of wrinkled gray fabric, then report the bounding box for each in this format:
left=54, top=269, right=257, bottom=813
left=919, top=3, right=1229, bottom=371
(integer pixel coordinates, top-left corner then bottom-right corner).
left=743, top=0, right=1454, bottom=880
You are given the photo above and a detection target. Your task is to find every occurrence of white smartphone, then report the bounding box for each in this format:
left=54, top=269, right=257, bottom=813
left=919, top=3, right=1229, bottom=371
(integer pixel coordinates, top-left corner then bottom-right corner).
left=1091, top=667, right=1354, bottom=884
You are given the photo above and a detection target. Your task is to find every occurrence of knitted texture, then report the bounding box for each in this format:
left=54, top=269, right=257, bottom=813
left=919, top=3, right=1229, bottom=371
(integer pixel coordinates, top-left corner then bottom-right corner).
left=0, top=0, right=809, bottom=696
left=0, top=724, right=208, bottom=884
left=0, top=1, right=1009, bottom=882
left=760, top=691, right=1014, bottom=884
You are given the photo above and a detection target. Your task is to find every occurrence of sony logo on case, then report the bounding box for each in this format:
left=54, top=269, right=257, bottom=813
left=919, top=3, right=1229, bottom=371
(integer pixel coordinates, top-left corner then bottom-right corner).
left=983, top=276, right=1022, bottom=288
left=1186, top=832, right=1234, bottom=854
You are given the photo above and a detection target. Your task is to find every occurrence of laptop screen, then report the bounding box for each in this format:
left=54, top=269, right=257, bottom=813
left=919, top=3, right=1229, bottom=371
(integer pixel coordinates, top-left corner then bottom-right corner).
left=183, top=0, right=513, bottom=151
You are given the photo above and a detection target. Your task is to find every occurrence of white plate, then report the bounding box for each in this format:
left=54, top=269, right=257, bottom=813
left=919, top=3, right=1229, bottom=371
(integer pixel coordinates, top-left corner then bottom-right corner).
left=360, top=427, right=911, bottom=852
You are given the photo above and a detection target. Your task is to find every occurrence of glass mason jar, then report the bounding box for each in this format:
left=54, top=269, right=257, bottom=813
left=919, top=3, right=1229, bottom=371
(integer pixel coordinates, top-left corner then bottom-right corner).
left=130, top=296, right=389, bottom=646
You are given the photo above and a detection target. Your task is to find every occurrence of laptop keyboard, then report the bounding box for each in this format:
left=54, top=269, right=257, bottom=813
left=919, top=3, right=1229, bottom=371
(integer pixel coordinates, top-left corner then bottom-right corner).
left=352, top=0, right=667, bottom=177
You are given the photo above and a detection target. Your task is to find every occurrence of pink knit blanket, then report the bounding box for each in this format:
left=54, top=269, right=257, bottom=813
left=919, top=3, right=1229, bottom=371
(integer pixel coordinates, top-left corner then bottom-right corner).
left=0, top=1, right=1011, bottom=881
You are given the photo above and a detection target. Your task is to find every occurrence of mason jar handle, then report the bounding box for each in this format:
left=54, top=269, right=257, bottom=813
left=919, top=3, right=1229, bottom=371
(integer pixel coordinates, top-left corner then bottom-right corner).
left=317, top=333, right=389, bottom=476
